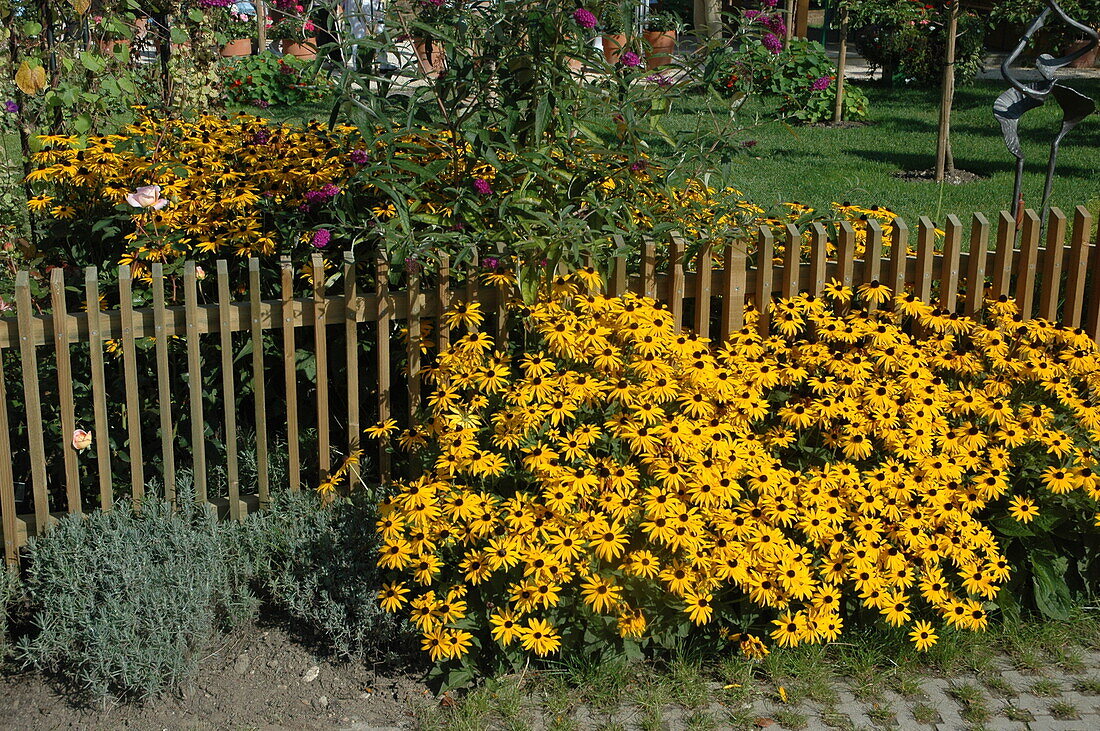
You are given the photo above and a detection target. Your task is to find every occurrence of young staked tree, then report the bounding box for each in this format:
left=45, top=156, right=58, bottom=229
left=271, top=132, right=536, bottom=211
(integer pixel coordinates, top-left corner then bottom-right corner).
left=935, top=0, right=962, bottom=181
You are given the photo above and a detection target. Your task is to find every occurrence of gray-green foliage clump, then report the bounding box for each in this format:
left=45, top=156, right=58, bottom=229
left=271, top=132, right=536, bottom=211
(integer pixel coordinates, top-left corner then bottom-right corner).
left=18, top=487, right=258, bottom=700
left=240, top=489, right=411, bottom=662
left=0, top=565, right=21, bottom=659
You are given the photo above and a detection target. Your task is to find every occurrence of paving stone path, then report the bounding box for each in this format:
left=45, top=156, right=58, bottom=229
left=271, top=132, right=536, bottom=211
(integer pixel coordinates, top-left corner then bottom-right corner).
left=341, top=647, right=1100, bottom=730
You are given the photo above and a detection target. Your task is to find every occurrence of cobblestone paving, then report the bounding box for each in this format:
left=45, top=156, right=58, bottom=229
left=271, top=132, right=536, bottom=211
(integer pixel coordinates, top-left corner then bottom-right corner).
left=377, top=647, right=1100, bottom=731
left=538, top=652, right=1100, bottom=731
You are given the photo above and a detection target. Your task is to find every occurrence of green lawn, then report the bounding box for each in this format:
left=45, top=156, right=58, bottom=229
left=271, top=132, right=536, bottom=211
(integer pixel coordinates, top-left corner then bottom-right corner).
left=661, top=80, right=1100, bottom=227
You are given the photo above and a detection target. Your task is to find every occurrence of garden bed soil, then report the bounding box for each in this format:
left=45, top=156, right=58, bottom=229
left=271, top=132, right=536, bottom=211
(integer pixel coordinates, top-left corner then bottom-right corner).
left=892, top=168, right=985, bottom=184
left=0, top=620, right=426, bottom=730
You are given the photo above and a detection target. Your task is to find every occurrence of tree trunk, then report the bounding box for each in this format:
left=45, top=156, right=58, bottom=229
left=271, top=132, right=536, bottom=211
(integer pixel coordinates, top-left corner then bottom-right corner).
left=935, top=3, right=960, bottom=182
left=795, top=0, right=810, bottom=39
left=785, top=0, right=795, bottom=41
left=834, top=8, right=849, bottom=123
left=257, top=0, right=267, bottom=53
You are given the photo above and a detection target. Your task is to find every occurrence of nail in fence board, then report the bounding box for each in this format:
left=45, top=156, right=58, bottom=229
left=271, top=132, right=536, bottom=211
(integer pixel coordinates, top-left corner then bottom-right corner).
left=312, top=256, right=330, bottom=479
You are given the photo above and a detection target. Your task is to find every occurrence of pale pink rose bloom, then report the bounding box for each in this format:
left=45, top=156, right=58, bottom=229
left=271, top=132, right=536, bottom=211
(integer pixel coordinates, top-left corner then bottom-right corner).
left=195, top=266, right=207, bottom=281
left=72, top=429, right=92, bottom=451
left=126, top=185, right=168, bottom=210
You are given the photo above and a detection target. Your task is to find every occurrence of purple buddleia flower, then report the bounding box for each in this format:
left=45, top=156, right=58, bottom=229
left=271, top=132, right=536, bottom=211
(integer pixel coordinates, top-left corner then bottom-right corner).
left=572, top=7, right=597, bottom=29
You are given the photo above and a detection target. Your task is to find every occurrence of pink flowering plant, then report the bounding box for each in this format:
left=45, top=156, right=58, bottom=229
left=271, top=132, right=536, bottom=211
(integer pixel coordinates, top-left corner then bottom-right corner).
left=702, top=8, right=870, bottom=125
left=268, top=0, right=318, bottom=42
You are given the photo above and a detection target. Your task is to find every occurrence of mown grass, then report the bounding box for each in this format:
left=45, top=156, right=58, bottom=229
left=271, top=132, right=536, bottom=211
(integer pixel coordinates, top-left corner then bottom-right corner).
left=659, top=80, right=1100, bottom=225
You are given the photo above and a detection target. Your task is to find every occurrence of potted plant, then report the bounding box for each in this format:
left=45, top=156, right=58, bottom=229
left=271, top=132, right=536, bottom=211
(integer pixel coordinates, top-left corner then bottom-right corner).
left=642, top=11, right=679, bottom=70
left=407, top=0, right=453, bottom=76
left=600, top=3, right=631, bottom=65
left=220, top=4, right=256, bottom=58
left=270, top=1, right=318, bottom=60
left=96, top=13, right=133, bottom=58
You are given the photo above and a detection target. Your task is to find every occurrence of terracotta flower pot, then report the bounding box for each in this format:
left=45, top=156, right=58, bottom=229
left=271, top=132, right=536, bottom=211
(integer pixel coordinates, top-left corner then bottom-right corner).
left=602, top=33, right=627, bottom=64
left=221, top=38, right=254, bottom=57
left=1065, top=37, right=1098, bottom=68
left=643, top=30, right=676, bottom=70
left=282, top=37, right=317, bottom=60
left=413, top=37, right=446, bottom=76
left=98, top=39, right=130, bottom=57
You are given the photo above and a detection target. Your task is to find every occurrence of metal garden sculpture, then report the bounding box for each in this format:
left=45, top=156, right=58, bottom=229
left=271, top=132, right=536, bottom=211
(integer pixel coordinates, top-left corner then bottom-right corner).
left=994, top=0, right=1098, bottom=223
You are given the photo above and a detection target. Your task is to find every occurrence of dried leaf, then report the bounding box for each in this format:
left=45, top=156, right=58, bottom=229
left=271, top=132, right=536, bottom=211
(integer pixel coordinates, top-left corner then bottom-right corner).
left=754, top=718, right=775, bottom=728
left=15, top=61, right=46, bottom=95
left=70, top=0, right=91, bottom=15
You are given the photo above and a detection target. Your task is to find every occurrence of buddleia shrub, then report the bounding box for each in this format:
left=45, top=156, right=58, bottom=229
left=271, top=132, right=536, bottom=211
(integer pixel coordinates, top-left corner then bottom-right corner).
left=18, top=487, right=257, bottom=700
left=239, top=489, right=412, bottom=662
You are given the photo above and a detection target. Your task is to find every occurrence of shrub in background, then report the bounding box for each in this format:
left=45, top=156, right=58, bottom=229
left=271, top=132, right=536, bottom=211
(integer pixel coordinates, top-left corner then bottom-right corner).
left=222, top=53, right=332, bottom=108
left=240, top=489, right=412, bottom=662
left=18, top=486, right=258, bottom=700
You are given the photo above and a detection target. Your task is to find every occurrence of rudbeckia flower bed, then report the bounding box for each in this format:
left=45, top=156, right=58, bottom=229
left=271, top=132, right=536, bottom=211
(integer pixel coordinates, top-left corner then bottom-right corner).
left=370, top=273, right=1100, bottom=682
left=24, top=113, right=910, bottom=274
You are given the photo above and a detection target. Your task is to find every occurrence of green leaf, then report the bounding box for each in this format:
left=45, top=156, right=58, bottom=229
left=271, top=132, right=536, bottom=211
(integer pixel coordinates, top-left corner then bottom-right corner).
left=187, top=8, right=205, bottom=23
left=79, top=52, right=106, bottom=73
left=170, top=27, right=190, bottom=45
left=22, top=21, right=43, bottom=37
left=1031, top=551, right=1073, bottom=620
left=73, top=114, right=93, bottom=134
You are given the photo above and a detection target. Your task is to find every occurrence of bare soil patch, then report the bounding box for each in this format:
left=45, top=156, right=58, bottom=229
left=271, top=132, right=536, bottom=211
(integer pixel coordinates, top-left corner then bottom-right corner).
left=0, top=618, right=426, bottom=730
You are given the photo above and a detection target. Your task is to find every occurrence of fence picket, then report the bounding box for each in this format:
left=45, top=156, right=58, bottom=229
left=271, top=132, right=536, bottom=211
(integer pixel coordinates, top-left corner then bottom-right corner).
left=641, top=238, right=656, bottom=299
left=836, top=221, right=856, bottom=290
left=1015, top=210, right=1041, bottom=319
left=408, top=267, right=422, bottom=419
left=864, top=220, right=883, bottom=312
left=312, top=256, right=331, bottom=478
left=755, top=227, right=775, bottom=335
left=965, top=213, right=990, bottom=317
left=808, top=223, right=827, bottom=296
left=1064, top=206, right=1093, bottom=330
left=279, top=258, right=300, bottom=492
left=436, top=254, right=450, bottom=353
left=991, top=211, right=1016, bottom=299
left=610, top=235, right=627, bottom=297
left=216, top=261, right=241, bottom=520
left=694, top=241, right=713, bottom=337
left=888, top=218, right=909, bottom=301
left=1088, top=219, right=1100, bottom=342
left=84, top=267, right=112, bottom=510
left=184, top=263, right=208, bottom=504
left=151, top=264, right=176, bottom=503
left=249, top=259, right=270, bottom=507
left=915, top=217, right=936, bottom=304
left=343, top=253, right=360, bottom=489
left=0, top=351, right=18, bottom=563
left=669, top=233, right=686, bottom=329
left=376, top=255, right=392, bottom=479
left=49, top=268, right=80, bottom=513
left=1039, top=207, right=1066, bottom=322
left=721, top=239, right=747, bottom=337
left=940, top=215, right=963, bottom=312
left=118, top=266, right=144, bottom=505
left=466, top=250, right=479, bottom=306
left=782, top=224, right=800, bottom=299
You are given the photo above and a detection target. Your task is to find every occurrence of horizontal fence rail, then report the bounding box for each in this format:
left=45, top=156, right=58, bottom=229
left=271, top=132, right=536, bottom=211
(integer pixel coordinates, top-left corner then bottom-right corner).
left=0, top=207, right=1098, bottom=564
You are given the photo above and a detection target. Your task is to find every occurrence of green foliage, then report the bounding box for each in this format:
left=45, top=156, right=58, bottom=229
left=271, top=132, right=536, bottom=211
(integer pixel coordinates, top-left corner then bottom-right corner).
left=705, top=39, right=870, bottom=124
left=17, top=488, right=258, bottom=700
left=222, top=53, right=332, bottom=108
left=847, top=3, right=987, bottom=87
left=239, top=489, right=413, bottom=661
left=321, top=0, right=729, bottom=300
left=0, top=565, right=21, bottom=660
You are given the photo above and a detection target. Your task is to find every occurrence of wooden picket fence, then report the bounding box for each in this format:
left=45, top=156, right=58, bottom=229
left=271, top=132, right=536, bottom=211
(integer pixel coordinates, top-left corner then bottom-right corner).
left=0, top=205, right=1098, bottom=565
